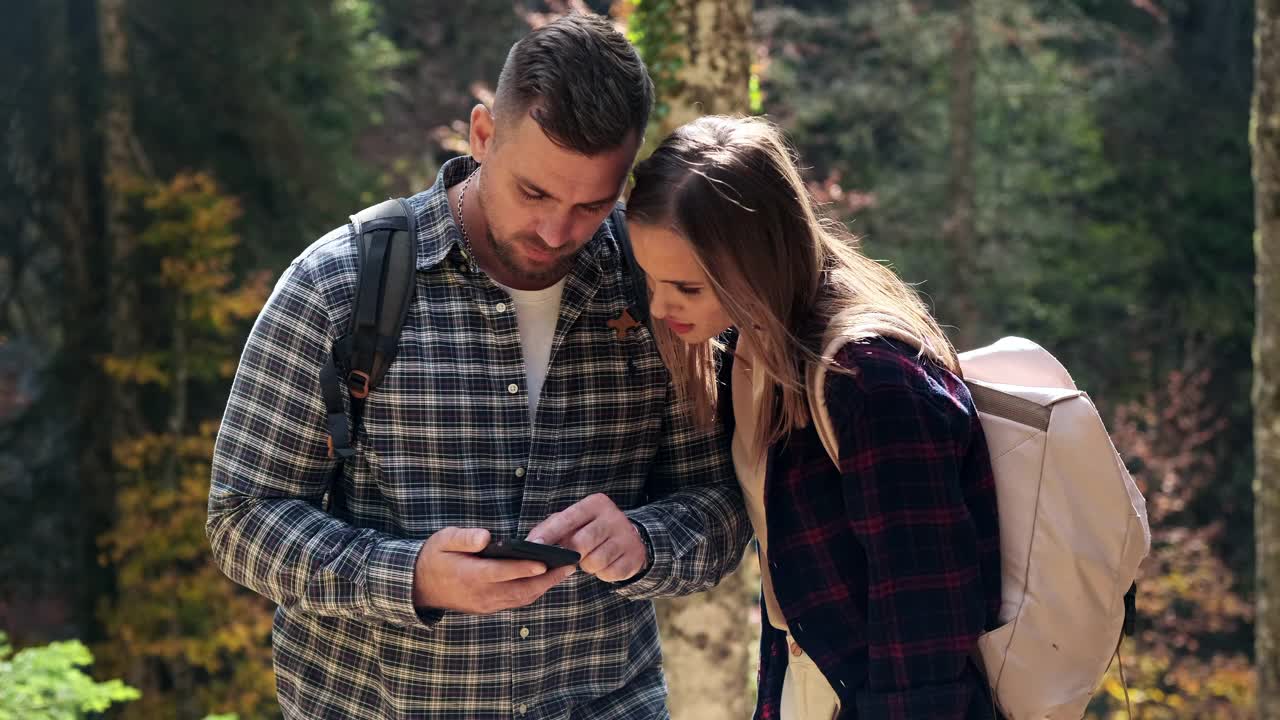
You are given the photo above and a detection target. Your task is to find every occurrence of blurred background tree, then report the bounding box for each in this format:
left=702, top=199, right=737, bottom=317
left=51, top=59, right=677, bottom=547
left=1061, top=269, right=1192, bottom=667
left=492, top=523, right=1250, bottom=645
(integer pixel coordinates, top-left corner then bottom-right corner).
left=0, top=0, right=1264, bottom=716
left=1254, top=0, right=1279, bottom=714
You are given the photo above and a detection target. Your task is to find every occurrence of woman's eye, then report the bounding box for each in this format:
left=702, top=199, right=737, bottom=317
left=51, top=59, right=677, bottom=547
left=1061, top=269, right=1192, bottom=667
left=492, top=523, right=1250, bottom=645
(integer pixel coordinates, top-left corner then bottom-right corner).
left=678, top=286, right=703, bottom=297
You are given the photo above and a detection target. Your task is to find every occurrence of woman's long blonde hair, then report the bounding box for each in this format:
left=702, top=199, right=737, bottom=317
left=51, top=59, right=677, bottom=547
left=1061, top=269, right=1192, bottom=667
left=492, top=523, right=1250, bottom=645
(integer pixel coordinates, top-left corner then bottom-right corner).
left=626, top=115, right=959, bottom=458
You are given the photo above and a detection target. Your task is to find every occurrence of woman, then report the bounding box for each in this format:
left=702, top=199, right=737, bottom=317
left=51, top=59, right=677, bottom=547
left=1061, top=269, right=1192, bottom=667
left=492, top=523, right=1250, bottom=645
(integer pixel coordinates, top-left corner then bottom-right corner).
left=625, top=116, right=1002, bottom=720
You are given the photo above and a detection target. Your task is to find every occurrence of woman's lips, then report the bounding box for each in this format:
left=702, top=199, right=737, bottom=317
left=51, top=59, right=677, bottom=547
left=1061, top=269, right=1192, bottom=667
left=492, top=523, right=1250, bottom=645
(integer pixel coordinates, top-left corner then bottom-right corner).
left=665, top=319, right=695, bottom=334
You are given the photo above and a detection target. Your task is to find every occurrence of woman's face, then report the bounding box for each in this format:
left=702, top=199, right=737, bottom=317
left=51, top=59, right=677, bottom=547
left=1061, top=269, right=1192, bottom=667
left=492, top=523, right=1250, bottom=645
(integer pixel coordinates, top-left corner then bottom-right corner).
left=628, top=221, right=733, bottom=345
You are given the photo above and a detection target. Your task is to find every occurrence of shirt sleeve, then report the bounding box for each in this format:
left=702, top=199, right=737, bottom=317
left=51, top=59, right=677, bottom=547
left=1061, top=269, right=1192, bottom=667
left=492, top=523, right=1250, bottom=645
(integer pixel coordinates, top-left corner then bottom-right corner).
left=206, top=258, right=435, bottom=629
left=612, top=383, right=752, bottom=600
left=825, top=369, right=989, bottom=719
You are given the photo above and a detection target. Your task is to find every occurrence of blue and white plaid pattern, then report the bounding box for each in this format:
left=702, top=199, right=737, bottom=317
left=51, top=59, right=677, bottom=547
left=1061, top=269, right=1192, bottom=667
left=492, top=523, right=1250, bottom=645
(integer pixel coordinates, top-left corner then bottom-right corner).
left=208, top=157, right=752, bottom=719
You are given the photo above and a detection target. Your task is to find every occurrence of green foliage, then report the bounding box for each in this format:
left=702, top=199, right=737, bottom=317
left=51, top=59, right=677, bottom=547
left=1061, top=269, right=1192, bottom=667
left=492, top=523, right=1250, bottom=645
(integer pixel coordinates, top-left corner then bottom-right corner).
left=626, top=0, right=685, bottom=123
left=762, top=1, right=1124, bottom=383
left=0, top=632, right=140, bottom=719
left=127, top=0, right=405, bottom=267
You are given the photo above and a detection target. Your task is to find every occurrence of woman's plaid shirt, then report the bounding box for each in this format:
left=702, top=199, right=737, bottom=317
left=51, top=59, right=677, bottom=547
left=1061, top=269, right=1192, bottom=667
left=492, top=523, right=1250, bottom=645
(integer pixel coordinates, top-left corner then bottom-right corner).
left=208, top=157, right=752, bottom=720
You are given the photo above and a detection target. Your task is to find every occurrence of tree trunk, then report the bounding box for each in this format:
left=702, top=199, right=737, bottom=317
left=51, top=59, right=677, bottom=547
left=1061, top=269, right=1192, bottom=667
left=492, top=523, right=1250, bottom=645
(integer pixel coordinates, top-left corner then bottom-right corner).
left=943, top=0, right=978, bottom=349
left=1255, top=0, right=1280, bottom=714
left=654, top=0, right=753, bottom=137
left=45, top=0, right=113, bottom=642
left=640, top=2, right=759, bottom=718
left=100, top=0, right=143, bottom=437
left=656, top=556, right=756, bottom=720
left=97, top=0, right=149, bottom=671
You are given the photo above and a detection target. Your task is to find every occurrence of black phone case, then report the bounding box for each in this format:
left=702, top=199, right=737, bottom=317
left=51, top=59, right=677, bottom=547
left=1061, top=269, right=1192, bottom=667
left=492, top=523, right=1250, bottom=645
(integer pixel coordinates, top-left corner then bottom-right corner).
left=476, top=538, right=581, bottom=569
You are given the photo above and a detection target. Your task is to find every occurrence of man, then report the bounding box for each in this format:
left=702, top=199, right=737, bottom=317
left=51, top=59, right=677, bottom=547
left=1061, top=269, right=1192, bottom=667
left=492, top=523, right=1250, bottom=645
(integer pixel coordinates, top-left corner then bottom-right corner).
left=207, top=13, right=751, bottom=720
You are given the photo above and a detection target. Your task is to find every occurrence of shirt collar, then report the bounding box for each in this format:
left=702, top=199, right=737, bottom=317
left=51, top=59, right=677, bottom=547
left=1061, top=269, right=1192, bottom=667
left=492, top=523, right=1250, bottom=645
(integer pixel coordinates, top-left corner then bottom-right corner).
left=411, top=156, right=478, bottom=271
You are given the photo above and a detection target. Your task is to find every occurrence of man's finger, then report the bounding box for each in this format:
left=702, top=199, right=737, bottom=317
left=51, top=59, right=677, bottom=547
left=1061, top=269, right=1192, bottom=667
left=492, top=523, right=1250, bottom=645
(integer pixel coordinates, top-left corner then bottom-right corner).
left=433, top=527, right=490, bottom=553
left=578, top=535, right=625, bottom=576
left=596, top=549, right=644, bottom=583
left=472, top=557, right=548, bottom=583
left=564, top=517, right=611, bottom=559
left=498, top=565, right=577, bottom=608
left=526, top=500, right=596, bottom=545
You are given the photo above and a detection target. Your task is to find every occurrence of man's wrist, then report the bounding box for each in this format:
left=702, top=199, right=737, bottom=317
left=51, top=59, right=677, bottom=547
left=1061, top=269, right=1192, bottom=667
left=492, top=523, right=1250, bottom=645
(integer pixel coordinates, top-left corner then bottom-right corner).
left=630, top=519, right=654, bottom=575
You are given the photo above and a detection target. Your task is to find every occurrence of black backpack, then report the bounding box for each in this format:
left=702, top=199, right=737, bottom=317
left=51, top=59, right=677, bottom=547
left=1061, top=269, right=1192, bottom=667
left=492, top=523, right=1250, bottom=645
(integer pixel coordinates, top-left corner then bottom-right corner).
left=319, top=199, right=645, bottom=459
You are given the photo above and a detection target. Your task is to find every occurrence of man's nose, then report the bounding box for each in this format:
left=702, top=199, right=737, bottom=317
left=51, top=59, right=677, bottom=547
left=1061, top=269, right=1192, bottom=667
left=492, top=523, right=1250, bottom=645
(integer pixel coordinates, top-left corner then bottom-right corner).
left=536, top=211, right=574, bottom=249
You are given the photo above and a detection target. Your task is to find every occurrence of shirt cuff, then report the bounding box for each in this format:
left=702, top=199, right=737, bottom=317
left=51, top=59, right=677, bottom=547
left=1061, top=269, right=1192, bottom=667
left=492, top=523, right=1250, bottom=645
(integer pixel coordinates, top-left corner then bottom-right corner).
left=611, top=506, right=675, bottom=598
left=366, top=538, right=442, bottom=628
left=855, top=680, right=977, bottom=719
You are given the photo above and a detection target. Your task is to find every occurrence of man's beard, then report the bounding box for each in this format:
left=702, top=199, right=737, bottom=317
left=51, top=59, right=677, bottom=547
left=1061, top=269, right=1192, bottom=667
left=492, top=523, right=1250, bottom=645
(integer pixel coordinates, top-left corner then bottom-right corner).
left=486, top=228, right=576, bottom=286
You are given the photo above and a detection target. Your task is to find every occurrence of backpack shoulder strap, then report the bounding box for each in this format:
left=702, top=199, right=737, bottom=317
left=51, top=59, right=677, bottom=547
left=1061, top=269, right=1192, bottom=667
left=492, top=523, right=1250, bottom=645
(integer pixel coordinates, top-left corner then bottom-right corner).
left=806, top=356, right=842, bottom=468
left=808, top=332, right=936, bottom=467
left=609, top=203, right=649, bottom=325
left=320, top=197, right=418, bottom=459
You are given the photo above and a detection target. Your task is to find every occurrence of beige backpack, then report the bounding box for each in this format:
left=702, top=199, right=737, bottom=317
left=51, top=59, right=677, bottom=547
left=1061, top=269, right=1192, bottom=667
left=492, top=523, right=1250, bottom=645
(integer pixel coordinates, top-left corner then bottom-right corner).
left=807, top=335, right=1150, bottom=719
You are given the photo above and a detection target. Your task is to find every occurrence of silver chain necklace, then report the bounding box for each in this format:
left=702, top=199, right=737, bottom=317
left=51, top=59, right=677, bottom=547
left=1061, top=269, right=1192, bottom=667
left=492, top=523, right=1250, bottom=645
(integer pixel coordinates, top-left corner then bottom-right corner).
left=455, top=169, right=479, bottom=265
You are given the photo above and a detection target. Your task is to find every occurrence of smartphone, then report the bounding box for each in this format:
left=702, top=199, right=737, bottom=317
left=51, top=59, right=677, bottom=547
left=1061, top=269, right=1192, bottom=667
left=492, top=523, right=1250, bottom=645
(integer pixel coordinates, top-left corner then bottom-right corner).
left=476, top=538, right=581, bottom=569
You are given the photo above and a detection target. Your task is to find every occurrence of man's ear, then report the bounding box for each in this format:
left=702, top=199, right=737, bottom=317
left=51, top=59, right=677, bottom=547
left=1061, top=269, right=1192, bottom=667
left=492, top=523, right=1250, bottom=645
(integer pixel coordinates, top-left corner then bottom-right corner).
left=469, top=104, right=496, bottom=164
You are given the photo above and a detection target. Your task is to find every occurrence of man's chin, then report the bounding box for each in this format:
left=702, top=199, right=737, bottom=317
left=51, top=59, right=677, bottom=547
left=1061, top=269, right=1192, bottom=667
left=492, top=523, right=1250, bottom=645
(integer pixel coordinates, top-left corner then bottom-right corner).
left=521, top=250, right=575, bottom=275
left=496, top=255, right=572, bottom=287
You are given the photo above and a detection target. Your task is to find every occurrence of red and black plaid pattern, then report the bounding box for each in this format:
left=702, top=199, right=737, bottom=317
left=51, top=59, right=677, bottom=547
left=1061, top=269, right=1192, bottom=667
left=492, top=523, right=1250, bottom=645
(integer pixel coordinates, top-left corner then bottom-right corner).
left=749, top=338, right=1001, bottom=719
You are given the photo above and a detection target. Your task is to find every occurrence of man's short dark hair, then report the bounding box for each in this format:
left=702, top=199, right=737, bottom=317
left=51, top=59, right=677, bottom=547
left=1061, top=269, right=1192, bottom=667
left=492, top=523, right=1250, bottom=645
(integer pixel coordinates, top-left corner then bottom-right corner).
left=495, top=13, right=654, bottom=154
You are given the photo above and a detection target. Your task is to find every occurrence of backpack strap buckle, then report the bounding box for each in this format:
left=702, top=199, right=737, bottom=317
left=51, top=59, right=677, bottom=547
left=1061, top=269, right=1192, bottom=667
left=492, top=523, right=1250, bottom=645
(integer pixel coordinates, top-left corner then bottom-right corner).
left=326, top=434, right=354, bottom=460
left=347, top=370, right=371, bottom=399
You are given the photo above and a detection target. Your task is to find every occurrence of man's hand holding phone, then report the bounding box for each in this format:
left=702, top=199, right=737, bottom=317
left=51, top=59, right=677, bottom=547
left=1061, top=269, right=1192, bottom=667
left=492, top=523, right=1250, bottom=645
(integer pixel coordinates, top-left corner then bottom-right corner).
left=412, top=493, right=649, bottom=614
left=411, top=528, right=576, bottom=615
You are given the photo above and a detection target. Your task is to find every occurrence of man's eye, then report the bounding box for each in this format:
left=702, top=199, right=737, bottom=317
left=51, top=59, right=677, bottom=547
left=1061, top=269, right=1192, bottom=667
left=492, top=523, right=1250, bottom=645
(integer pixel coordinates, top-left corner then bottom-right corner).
left=520, top=189, right=544, bottom=201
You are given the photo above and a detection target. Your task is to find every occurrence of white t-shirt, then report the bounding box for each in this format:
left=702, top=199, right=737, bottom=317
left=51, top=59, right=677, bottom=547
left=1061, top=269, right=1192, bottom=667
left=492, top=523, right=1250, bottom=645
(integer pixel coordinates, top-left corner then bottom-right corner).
left=495, top=278, right=567, bottom=420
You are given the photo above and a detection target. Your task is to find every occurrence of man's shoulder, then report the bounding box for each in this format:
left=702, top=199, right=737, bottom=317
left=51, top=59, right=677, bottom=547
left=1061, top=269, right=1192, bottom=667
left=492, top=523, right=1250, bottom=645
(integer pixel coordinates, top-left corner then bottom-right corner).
left=293, top=221, right=359, bottom=285
left=282, top=188, right=445, bottom=324
left=269, top=221, right=363, bottom=332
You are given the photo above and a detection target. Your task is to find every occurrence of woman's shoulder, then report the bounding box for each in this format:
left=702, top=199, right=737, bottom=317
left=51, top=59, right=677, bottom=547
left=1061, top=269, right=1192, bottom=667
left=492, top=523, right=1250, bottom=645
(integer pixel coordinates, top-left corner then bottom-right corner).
left=823, top=336, right=974, bottom=418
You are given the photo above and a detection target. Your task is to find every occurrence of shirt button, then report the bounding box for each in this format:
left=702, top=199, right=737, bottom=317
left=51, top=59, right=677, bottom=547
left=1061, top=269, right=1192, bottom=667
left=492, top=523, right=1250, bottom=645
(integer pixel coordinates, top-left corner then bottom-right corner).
left=519, top=626, right=530, bottom=638
left=518, top=704, right=528, bottom=715
left=496, top=302, right=507, bottom=313
left=515, top=467, right=526, bottom=478
left=507, top=383, right=519, bottom=394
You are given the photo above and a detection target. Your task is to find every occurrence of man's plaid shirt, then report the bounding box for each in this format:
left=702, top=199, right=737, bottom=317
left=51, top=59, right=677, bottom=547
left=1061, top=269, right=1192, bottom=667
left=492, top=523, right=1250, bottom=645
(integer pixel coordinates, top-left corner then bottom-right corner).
left=207, top=157, right=752, bottom=720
